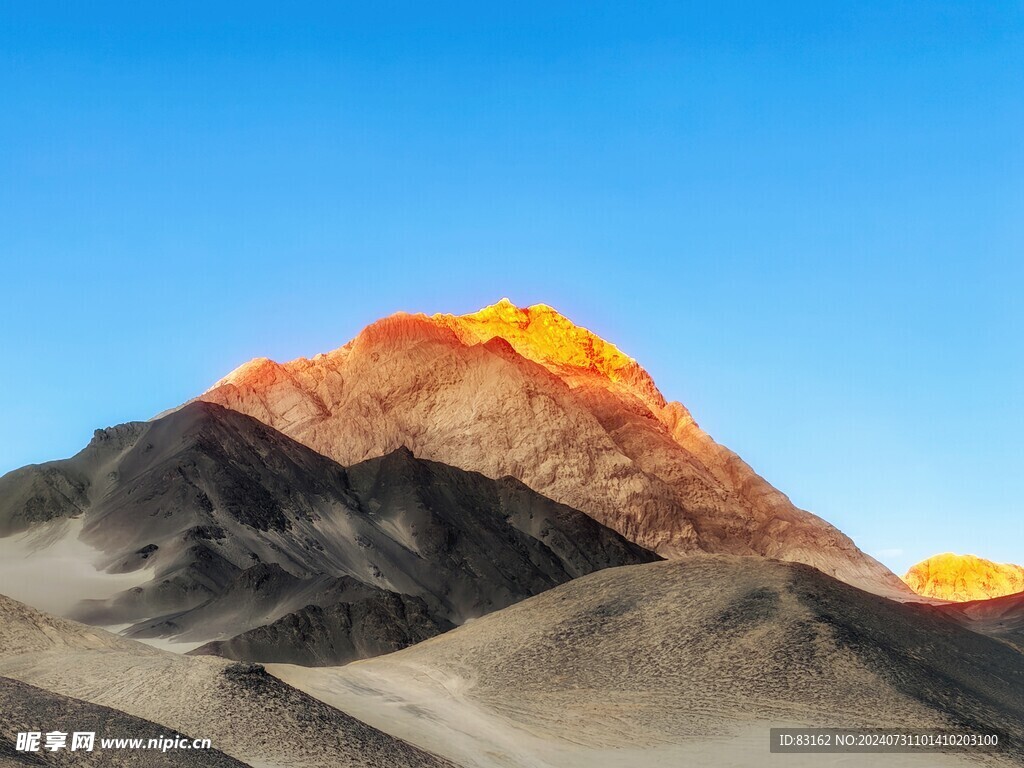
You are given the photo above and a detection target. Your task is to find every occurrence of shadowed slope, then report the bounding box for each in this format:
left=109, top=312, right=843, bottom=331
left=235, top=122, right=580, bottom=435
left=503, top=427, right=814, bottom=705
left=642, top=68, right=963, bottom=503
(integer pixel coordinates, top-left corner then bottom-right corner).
left=192, top=591, right=451, bottom=666
left=0, top=402, right=654, bottom=662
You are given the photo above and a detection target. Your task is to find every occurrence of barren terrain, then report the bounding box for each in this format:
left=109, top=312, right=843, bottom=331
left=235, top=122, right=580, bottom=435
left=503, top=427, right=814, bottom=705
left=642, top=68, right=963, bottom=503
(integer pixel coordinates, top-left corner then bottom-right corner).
left=0, top=594, right=454, bottom=768
left=272, top=556, right=1024, bottom=768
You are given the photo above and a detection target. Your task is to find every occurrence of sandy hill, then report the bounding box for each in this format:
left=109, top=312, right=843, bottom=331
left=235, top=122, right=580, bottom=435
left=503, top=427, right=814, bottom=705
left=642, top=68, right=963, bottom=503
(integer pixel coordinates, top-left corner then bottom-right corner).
left=272, top=555, right=1024, bottom=768
left=0, top=593, right=454, bottom=768
left=197, top=299, right=907, bottom=596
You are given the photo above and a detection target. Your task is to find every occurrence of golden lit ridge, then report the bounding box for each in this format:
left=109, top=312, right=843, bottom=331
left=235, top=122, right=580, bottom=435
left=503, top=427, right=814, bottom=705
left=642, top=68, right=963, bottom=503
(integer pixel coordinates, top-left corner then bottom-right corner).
left=903, top=553, right=1024, bottom=602
left=209, top=298, right=700, bottom=438
left=212, top=300, right=669, bottom=412
left=435, top=298, right=668, bottom=413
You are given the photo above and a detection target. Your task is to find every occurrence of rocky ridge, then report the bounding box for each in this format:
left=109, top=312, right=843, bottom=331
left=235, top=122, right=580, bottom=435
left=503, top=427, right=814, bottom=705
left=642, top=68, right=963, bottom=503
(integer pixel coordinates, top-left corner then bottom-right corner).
left=0, top=402, right=654, bottom=663
left=199, top=299, right=907, bottom=596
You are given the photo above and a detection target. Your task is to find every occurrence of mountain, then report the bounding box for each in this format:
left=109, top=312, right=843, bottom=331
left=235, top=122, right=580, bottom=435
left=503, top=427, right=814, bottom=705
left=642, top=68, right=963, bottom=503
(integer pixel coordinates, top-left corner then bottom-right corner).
left=0, top=593, right=455, bottom=768
left=271, top=556, right=1024, bottom=768
left=904, top=553, right=1024, bottom=602
left=196, top=299, right=907, bottom=596
left=0, top=402, right=654, bottom=663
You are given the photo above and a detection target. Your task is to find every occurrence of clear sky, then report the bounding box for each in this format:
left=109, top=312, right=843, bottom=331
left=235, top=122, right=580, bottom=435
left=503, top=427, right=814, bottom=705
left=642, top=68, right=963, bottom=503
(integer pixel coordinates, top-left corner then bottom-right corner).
left=2, top=3, right=1021, bottom=575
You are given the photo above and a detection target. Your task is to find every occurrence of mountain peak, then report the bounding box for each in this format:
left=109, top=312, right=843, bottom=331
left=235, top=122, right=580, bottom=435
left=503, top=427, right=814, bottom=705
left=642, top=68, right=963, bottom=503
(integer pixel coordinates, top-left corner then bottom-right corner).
left=477, top=297, right=526, bottom=321
left=903, top=552, right=1024, bottom=602
left=443, top=299, right=636, bottom=368
left=435, top=300, right=666, bottom=412
left=209, top=301, right=665, bottom=413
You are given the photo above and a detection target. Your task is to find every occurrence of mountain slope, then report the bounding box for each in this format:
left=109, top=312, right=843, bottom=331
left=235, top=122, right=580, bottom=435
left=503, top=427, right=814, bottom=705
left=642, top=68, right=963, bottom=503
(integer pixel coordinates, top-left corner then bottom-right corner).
left=197, top=300, right=906, bottom=596
left=0, top=676, right=249, bottom=768
left=192, top=593, right=448, bottom=666
left=0, top=593, right=455, bottom=768
left=0, top=402, right=654, bottom=661
left=272, top=556, right=1024, bottom=768
left=904, top=553, right=1024, bottom=602
left=938, top=590, right=1024, bottom=652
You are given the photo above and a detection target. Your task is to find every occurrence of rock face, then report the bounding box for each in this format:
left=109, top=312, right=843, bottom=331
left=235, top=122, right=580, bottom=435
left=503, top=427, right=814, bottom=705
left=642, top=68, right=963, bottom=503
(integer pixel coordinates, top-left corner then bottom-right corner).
left=0, top=593, right=456, bottom=768
left=272, top=556, right=1024, bottom=768
left=197, top=299, right=906, bottom=596
left=904, top=553, right=1024, bottom=602
left=0, top=402, right=654, bottom=663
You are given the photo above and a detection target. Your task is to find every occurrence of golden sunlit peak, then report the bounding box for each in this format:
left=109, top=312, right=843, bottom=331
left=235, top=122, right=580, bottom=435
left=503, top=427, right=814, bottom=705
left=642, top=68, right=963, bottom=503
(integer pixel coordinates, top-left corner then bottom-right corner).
left=903, top=552, right=1024, bottom=602
left=479, top=297, right=531, bottom=323
left=449, top=299, right=636, bottom=368
left=204, top=299, right=677, bottom=424
left=434, top=299, right=666, bottom=412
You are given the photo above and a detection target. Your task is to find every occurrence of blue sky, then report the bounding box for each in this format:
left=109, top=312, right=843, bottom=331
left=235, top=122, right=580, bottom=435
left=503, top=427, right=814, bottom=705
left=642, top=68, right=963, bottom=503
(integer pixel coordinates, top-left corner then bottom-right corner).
left=1, top=2, right=1021, bottom=575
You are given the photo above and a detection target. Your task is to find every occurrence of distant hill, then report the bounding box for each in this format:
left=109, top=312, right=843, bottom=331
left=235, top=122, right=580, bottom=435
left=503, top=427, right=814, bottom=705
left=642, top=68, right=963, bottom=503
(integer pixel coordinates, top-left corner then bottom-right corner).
left=904, top=553, right=1024, bottom=602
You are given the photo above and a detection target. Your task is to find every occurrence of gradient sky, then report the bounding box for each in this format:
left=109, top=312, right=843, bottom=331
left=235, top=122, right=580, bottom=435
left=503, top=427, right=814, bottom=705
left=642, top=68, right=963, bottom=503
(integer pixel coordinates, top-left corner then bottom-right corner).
left=2, top=2, right=1021, bottom=575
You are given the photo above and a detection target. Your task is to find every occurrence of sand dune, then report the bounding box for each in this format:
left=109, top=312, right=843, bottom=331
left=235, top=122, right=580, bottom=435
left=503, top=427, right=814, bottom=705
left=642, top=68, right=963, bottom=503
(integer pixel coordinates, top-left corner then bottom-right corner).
left=0, top=519, right=149, bottom=616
